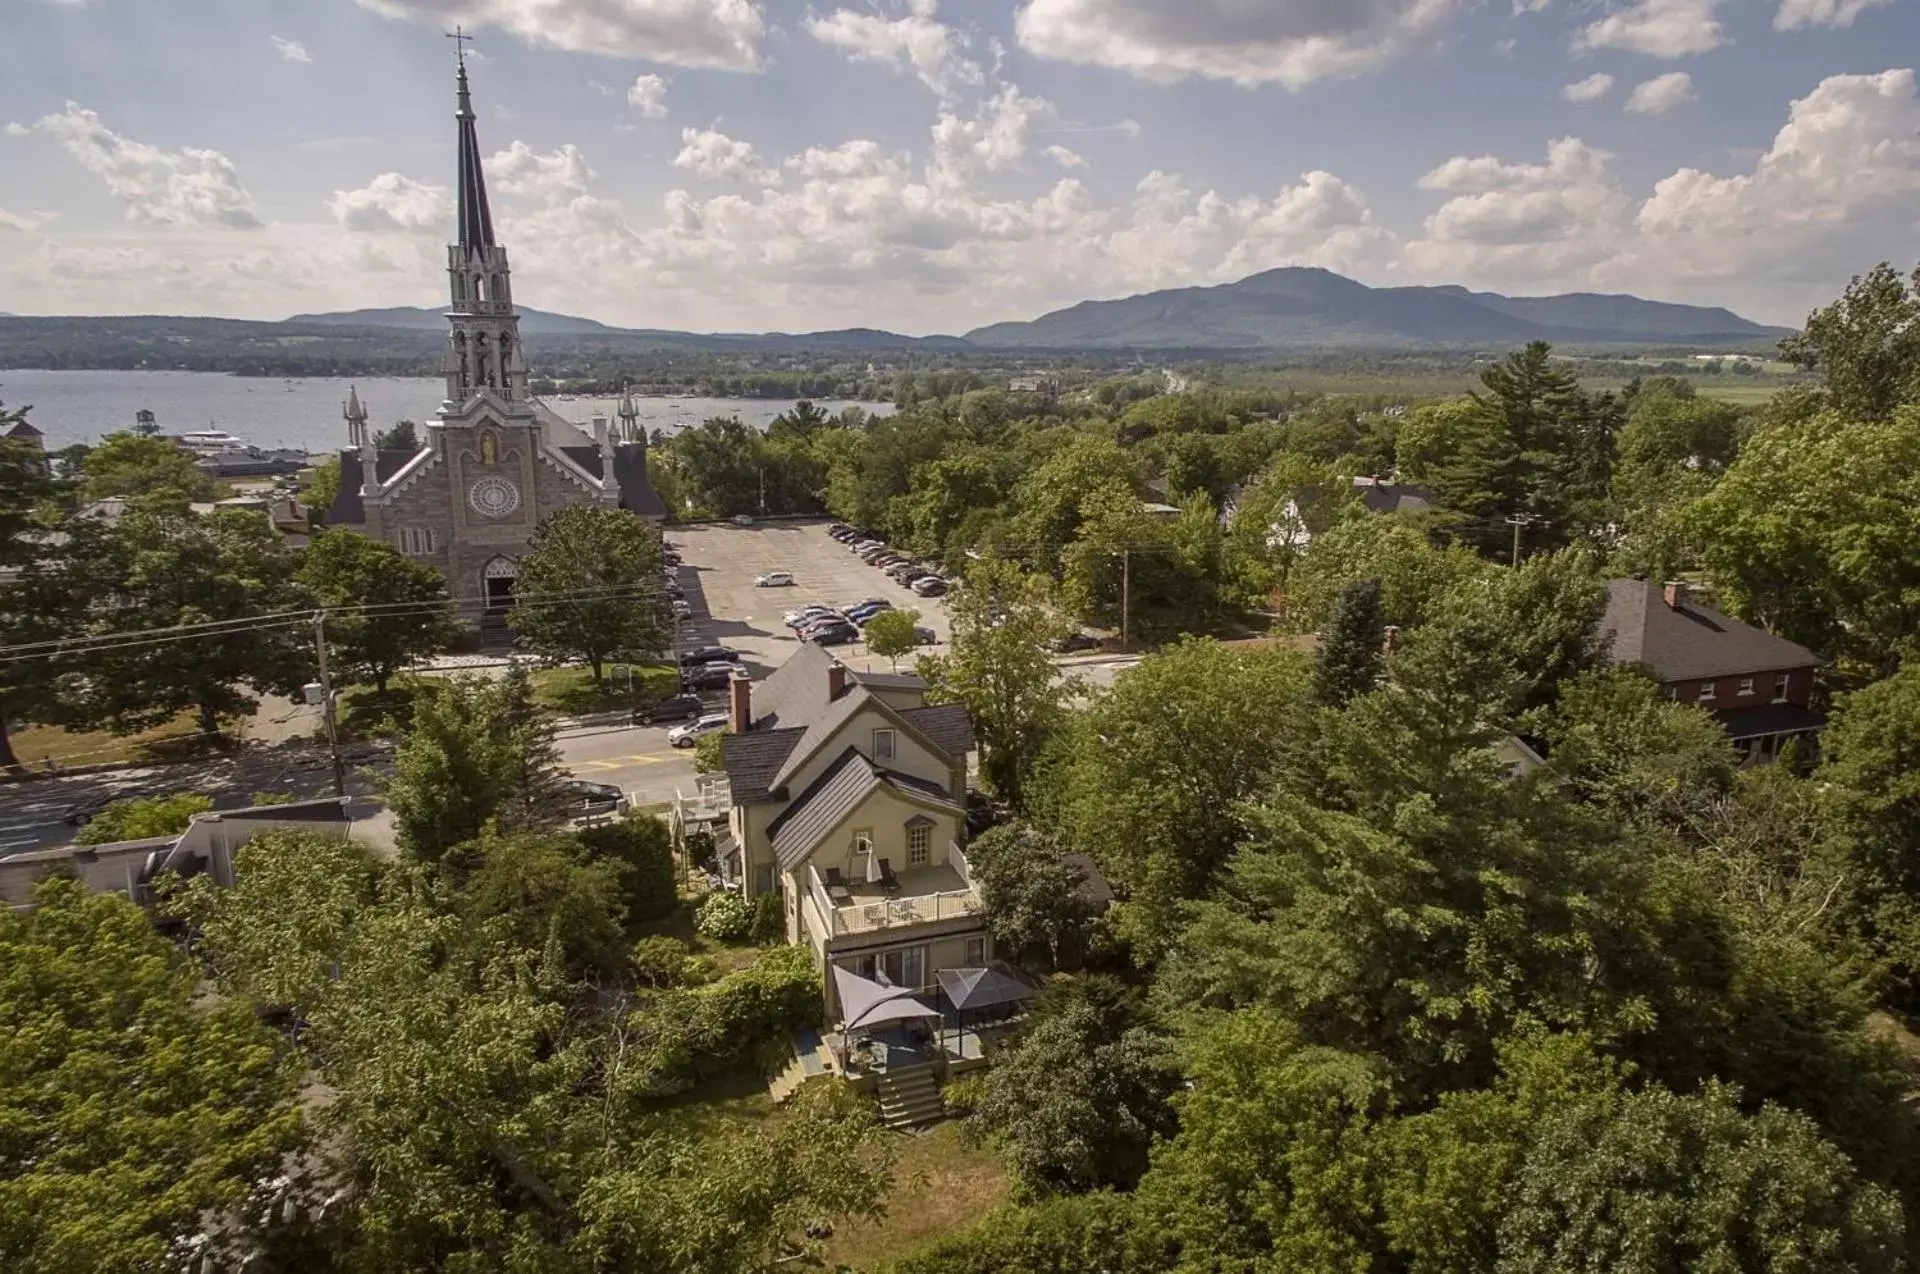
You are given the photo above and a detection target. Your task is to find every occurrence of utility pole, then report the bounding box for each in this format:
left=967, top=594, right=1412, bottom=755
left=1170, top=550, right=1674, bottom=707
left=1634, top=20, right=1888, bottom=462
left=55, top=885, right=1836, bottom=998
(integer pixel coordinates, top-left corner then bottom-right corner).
left=312, top=611, right=346, bottom=797
left=1119, top=548, right=1132, bottom=653
left=1504, top=513, right=1538, bottom=568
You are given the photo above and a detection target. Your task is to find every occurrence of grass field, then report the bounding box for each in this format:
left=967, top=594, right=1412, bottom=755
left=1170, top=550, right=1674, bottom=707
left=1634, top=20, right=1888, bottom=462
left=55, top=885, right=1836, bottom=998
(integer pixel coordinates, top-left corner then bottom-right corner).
left=821, top=1120, right=1009, bottom=1271
left=526, top=663, right=679, bottom=715
left=9, top=712, right=211, bottom=770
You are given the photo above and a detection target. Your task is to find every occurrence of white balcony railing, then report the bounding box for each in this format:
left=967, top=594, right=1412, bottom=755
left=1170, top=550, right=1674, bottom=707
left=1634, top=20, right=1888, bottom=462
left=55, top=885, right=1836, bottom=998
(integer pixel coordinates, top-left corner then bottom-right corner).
left=807, top=853, right=983, bottom=937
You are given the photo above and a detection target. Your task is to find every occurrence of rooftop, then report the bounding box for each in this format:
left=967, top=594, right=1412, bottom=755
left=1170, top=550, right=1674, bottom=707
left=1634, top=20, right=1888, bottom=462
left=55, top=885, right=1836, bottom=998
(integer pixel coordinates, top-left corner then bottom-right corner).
left=1602, top=579, right=1821, bottom=682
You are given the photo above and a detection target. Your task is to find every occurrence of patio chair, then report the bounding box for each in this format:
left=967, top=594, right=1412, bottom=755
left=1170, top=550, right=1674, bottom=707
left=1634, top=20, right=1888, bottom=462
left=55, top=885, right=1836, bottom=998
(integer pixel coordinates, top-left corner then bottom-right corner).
left=862, top=902, right=888, bottom=928
left=877, top=858, right=899, bottom=893
left=823, top=866, right=845, bottom=888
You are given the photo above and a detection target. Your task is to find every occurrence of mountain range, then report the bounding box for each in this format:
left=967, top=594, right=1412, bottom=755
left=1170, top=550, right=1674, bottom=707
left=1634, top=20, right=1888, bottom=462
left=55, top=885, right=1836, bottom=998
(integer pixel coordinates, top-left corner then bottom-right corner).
left=960, top=268, right=1792, bottom=349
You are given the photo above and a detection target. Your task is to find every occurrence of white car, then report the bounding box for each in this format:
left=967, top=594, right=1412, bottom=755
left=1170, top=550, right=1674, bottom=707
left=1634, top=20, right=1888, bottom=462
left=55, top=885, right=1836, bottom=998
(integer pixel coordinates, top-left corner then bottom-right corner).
left=755, top=571, right=795, bottom=587
left=667, top=712, right=730, bottom=748
left=671, top=600, right=692, bottom=618
left=784, top=605, right=838, bottom=626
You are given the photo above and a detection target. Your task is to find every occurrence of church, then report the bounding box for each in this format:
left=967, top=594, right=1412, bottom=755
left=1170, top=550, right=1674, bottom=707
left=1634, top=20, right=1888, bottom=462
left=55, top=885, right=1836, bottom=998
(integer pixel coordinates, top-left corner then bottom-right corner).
left=325, top=54, right=665, bottom=617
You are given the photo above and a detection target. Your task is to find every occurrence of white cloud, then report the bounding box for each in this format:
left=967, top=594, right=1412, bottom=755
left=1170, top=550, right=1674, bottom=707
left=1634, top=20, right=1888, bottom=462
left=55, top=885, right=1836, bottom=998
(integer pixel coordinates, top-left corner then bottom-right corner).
left=270, top=35, right=312, bottom=62
left=1563, top=73, right=1614, bottom=102
left=627, top=73, right=668, bottom=118
left=672, top=127, right=781, bottom=185
left=1013, top=0, right=1459, bottom=88
left=0, top=208, right=52, bottom=232
left=807, top=0, right=983, bottom=99
left=1775, top=0, right=1892, bottom=27
left=1573, top=0, right=1725, bottom=57
left=1044, top=144, right=1087, bottom=169
left=1406, top=138, right=1633, bottom=285
left=488, top=141, right=594, bottom=196
left=1626, top=71, right=1695, bottom=114
left=351, top=0, right=765, bottom=71
left=330, top=172, right=451, bottom=233
left=931, top=86, right=1053, bottom=182
left=20, top=102, right=263, bottom=229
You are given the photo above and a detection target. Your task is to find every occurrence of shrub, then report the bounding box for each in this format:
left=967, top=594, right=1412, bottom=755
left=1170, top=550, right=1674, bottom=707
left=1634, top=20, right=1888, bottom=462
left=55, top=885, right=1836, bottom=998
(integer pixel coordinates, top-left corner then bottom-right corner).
left=890, top=1193, right=1143, bottom=1274
left=75, top=793, right=213, bottom=845
left=943, top=1074, right=985, bottom=1118
left=695, top=889, right=752, bottom=941
left=631, top=936, right=697, bottom=988
left=621, top=944, right=821, bottom=1096
left=749, top=891, right=784, bottom=941
left=693, top=731, right=725, bottom=774
left=576, top=814, right=678, bottom=922
left=683, top=828, right=718, bottom=873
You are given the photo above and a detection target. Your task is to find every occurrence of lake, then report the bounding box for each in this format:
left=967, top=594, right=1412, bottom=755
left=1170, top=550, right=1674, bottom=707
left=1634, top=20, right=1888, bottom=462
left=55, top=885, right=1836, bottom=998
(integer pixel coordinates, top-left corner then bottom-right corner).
left=0, top=369, right=894, bottom=453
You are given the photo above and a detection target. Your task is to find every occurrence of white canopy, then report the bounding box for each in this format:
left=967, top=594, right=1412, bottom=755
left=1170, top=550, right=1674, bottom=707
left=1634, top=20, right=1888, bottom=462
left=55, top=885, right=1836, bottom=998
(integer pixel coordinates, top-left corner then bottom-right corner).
left=832, top=964, right=942, bottom=1034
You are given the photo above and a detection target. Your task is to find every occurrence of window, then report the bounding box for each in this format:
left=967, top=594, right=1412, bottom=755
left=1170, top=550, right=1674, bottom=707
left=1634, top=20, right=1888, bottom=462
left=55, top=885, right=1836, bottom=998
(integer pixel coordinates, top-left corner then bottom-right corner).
left=400, top=526, right=435, bottom=555
left=1738, top=677, right=1756, bottom=697
left=752, top=864, right=774, bottom=896
left=850, top=947, right=925, bottom=989
left=907, top=823, right=931, bottom=867
left=1697, top=682, right=1716, bottom=702
left=1773, top=673, right=1792, bottom=703
left=964, top=936, right=986, bottom=966
left=872, top=728, right=896, bottom=761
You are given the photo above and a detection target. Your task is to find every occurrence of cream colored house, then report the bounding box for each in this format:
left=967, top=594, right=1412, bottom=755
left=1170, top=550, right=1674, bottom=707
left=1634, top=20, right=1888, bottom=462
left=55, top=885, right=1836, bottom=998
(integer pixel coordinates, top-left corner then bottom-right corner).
left=719, top=644, right=983, bottom=1017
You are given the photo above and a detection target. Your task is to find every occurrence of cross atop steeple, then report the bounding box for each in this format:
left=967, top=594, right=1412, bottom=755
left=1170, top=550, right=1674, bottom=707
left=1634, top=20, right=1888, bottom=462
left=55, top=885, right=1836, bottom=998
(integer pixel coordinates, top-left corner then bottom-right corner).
left=447, top=25, right=474, bottom=69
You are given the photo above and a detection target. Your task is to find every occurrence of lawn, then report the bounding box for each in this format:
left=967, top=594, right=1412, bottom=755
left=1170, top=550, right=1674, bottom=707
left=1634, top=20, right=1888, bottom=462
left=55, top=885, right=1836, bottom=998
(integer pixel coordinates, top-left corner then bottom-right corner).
left=820, top=1119, right=1010, bottom=1272
left=8, top=711, right=211, bottom=771
left=526, top=663, right=679, bottom=716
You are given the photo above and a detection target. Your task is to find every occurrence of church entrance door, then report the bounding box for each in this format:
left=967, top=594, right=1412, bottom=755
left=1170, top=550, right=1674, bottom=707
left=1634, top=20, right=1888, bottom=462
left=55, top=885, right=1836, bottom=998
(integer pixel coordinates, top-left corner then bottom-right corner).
left=482, top=556, right=519, bottom=614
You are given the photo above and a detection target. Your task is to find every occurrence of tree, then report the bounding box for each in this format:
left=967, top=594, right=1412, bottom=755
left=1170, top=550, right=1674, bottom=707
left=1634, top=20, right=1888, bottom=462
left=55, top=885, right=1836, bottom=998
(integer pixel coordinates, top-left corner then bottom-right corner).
left=1312, top=576, right=1385, bottom=707
left=1282, top=513, right=1489, bottom=635
left=497, top=662, right=572, bottom=831
left=862, top=605, right=921, bottom=671
left=299, top=529, right=460, bottom=696
left=917, top=557, right=1073, bottom=808
left=693, top=730, right=725, bottom=774
left=373, top=419, right=419, bottom=453
left=966, top=821, right=1099, bottom=969
left=1011, top=434, right=1138, bottom=577
left=457, top=831, right=629, bottom=981
left=79, top=432, right=217, bottom=504
left=381, top=674, right=545, bottom=860
left=73, top=792, right=213, bottom=845
left=575, top=814, right=679, bottom=923
left=1686, top=407, right=1920, bottom=677
left=1037, top=638, right=1311, bottom=958
left=1818, top=663, right=1920, bottom=993
left=767, top=398, right=831, bottom=439
left=0, top=457, right=94, bottom=769
left=1779, top=261, right=1920, bottom=420
left=1609, top=386, right=1743, bottom=580
left=972, top=977, right=1178, bottom=1197
left=510, top=505, right=668, bottom=689
left=78, top=506, right=314, bottom=739
left=303, top=455, right=342, bottom=516
left=0, top=875, right=302, bottom=1273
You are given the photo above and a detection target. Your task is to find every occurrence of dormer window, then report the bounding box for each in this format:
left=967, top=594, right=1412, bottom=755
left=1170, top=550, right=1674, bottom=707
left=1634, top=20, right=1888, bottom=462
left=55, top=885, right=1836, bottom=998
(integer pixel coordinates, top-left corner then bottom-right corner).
left=872, top=728, right=896, bottom=761
left=1697, top=682, right=1716, bottom=702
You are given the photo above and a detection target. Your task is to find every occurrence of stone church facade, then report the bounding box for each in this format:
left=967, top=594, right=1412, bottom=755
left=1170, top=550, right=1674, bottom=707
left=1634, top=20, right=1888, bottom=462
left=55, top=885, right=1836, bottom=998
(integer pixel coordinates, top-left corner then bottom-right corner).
left=324, top=55, right=664, bottom=616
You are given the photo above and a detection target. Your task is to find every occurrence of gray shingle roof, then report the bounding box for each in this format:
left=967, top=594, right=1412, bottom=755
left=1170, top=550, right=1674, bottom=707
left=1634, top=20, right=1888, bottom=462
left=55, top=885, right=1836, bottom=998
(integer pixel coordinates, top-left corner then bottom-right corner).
left=769, top=684, right=882, bottom=793
left=1602, top=579, right=1822, bottom=682
left=897, top=704, right=974, bottom=757
left=720, top=727, right=806, bottom=802
left=766, top=747, right=963, bottom=872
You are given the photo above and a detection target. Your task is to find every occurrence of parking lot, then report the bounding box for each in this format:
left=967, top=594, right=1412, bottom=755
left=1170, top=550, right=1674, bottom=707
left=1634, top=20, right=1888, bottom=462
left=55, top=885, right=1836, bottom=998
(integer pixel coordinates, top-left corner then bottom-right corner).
left=667, top=519, right=953, bottom=682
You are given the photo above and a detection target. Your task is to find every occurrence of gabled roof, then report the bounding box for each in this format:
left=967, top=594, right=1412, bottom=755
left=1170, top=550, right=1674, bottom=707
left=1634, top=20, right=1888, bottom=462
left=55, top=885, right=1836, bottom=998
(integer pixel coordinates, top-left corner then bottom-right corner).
left=6, top=419, right=43, bottom=439
left=720, top=728, right=806, bottom=802
left=897, top=704, right=974, bottom=757
left=1602, top=579, right=1821, bottom=682
left=767, top=747, right=963, bottom=871
left=747, top=642, right=930, bottom=731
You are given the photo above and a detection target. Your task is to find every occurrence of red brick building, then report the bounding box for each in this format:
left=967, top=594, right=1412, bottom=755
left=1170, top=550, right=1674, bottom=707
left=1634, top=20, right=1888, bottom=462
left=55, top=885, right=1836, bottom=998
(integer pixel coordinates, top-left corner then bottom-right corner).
left=1600, top=579, right=1825, bottom=763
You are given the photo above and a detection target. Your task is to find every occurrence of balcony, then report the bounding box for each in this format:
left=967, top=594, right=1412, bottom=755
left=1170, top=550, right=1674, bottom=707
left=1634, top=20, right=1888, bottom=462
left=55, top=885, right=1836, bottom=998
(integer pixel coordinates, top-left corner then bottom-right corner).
left=807, top=843, right=983, bottom=937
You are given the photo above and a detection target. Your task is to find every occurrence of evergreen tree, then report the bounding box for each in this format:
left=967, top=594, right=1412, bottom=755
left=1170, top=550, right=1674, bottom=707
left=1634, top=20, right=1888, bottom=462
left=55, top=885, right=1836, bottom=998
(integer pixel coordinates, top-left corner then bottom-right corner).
left=498, top=661, right=571, bottom=832
left=1312, top=576, right=1385, bottom=707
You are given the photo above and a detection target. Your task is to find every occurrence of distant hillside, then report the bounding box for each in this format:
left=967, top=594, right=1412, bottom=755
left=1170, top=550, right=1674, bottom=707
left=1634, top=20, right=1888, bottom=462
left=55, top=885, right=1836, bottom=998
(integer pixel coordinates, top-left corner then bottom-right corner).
left=287, top=306, right=623, bottom=336
left=965, top=267, right=1794, bottom=350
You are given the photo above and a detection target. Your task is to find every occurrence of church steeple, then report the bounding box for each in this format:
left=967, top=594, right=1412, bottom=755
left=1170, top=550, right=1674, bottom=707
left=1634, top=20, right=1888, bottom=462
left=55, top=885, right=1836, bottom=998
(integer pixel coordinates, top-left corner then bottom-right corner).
left=440, top=41, right=528, bottom=409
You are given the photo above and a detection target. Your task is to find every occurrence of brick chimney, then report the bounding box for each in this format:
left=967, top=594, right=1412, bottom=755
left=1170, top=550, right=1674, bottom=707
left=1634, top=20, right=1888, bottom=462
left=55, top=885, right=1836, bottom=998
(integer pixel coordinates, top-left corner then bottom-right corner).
left=827, top=660, right=847, bottom=702
left=1662, top=580, right=1688, bottom=610
left=728, top=671, right=752, bottom=734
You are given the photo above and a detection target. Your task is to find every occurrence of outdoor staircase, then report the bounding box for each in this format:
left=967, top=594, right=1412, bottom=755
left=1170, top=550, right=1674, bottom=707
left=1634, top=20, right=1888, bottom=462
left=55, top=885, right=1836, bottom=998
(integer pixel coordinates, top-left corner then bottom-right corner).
left=874, top=1066, right=943, bottom=1129
left=768, top=1027, right=836, bottom=1106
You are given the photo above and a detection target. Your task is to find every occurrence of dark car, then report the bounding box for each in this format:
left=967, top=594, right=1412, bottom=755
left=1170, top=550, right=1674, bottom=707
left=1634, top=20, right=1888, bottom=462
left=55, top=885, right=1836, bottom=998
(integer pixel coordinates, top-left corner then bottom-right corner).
left=845, top=600, right=894, bottom=624
left=566, top=779, right=628, bottom=817
left=808, top=623, right=859, bottom=646
left=1048, top=631, right=1101, bottom=654
left=828, top=523, right=853, bottom=537
left=913, top=626, right=939, bottom=644
left=683, top=661, right=746, bottom=691
left=910, top=577, right=949, bottom=597
left=679, top=645, right=740, bottom=667
left=633, top=693, right=706, bottom=725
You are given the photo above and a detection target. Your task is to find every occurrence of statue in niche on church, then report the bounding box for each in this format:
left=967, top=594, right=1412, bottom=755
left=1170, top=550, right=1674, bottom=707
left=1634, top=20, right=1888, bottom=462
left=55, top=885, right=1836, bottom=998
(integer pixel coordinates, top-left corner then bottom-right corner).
left=474, top=332, right=492, bottom=389
left=480, top=432, right=497, bottom=466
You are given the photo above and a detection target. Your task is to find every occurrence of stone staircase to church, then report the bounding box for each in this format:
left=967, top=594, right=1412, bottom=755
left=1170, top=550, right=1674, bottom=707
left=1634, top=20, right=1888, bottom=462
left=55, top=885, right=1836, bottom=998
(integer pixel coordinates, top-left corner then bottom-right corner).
left=874, top=1067, right=943, bottom=1130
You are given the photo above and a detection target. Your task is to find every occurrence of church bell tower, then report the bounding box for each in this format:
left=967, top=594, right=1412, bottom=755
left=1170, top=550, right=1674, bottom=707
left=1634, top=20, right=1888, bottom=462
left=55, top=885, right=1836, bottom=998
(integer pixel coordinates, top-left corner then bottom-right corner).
left=442, top=48, right=528, bottom=409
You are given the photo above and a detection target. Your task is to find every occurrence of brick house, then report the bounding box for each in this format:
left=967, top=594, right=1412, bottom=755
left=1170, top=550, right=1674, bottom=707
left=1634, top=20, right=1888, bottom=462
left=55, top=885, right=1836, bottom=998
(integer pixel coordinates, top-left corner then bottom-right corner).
left=1600, top=579, right=1825, bottom=763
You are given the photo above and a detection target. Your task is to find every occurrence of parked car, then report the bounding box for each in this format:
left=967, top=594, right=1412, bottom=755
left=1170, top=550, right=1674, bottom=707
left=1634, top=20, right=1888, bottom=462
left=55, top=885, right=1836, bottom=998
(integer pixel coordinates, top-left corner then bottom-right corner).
left=827, top=523, right=852, bottom=537
left=566, top=779, right=629, bottom=817
left=633, top=693, right=706, bottom=725
left=754, top=571, right=795, bottom=587
left=683, top=662, right=746, bottom=691
left=913, top=626, right=939, bottom=644
left=662, top=551, right=682, bottom=566
left=679, top=645, right=740, bottom=666
left=63, top=786, right=161, bottom=827
left=666, top=583, right=685, bottom=601
left=733, top=514, right=755, bottom=526
left=910, top=576, right=949, bottom=597
left=845, top=603, right=892, bottom=625
left=1047, top=631, right=1101, bottom=654
left=797, top=615, right=851, bottom=637
left=784, top=606, right=840, bottom=628
left=807, top=623, right=859, bottom=646
left=670, top=600, right=693, bottom=619
left=668, top=712, right=731, bottom=748
left=856, top=545, right=889, bottom=561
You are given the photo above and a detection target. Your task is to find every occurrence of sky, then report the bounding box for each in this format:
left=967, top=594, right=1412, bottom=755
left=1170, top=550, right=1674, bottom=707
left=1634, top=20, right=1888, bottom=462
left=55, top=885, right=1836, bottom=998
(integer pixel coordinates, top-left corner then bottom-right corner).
left=3, top=0, right=1919, bottom=334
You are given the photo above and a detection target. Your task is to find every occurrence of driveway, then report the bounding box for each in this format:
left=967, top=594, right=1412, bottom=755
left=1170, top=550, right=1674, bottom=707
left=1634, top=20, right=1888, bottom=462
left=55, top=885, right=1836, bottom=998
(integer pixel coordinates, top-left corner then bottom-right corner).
left=666, top=519, right=952, bottom=681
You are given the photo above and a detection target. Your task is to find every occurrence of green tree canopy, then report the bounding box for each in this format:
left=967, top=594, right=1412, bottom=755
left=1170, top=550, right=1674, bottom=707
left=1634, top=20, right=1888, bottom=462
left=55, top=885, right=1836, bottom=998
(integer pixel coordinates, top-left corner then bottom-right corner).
left=509, top=505, right=669, bottom=688
left=1779, top=261, right=1920, bottom=420
left=299, top=528, right=461, bottom=695
left=862, top=605, right=922, bottom=671
left=80, top=432, right=217, bottom=504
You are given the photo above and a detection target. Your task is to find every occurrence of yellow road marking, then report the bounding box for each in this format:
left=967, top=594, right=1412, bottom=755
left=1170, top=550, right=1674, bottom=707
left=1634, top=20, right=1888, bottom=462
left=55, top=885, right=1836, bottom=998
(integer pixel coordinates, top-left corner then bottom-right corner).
left=568, top=753, right=672, bottom=772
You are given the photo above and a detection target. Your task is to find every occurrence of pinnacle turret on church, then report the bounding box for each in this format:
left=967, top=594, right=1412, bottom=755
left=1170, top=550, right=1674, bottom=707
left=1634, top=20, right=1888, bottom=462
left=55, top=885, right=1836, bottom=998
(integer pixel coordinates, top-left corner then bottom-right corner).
left=442, top=44, right=528, bottom=410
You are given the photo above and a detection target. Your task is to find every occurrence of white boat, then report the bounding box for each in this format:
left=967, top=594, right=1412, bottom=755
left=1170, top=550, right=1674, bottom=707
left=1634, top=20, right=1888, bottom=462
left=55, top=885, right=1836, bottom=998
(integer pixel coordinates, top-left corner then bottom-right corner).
left=171, top=428, right=253, bottom=456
